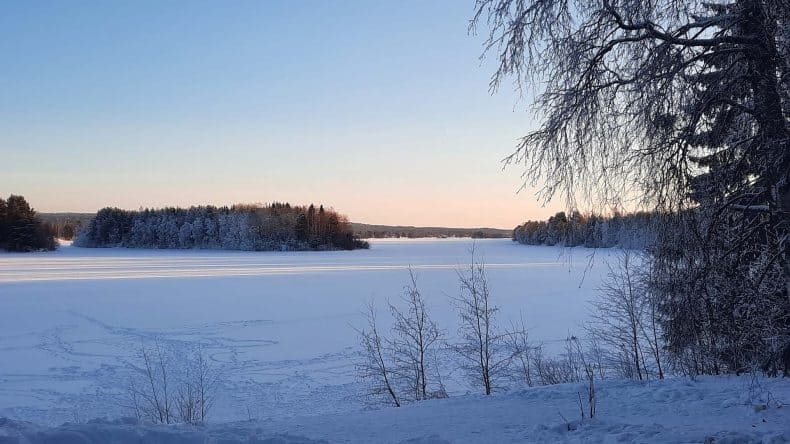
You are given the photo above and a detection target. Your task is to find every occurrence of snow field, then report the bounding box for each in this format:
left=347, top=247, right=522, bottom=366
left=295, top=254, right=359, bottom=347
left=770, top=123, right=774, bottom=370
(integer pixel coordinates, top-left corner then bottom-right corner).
left=0, top=239, right=604, bottom=424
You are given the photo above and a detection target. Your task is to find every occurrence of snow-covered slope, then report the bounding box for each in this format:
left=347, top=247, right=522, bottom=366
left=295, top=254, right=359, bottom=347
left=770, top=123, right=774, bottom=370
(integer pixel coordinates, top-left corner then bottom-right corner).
left=2, top=375, right=788, bottom=443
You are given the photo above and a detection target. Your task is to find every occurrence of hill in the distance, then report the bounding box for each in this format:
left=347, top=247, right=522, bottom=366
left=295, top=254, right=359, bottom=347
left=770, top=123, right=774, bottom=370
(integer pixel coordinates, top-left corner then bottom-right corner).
left=351, top=222, right=510, bottom=239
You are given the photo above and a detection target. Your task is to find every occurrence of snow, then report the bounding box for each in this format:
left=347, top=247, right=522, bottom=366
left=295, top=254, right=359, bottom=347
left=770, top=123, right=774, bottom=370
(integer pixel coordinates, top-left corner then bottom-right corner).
left=1, top=376, right=788, bottom=443
left=2, top=238, right=787, bottom=442
left=0, top=239, right=605, bottom=424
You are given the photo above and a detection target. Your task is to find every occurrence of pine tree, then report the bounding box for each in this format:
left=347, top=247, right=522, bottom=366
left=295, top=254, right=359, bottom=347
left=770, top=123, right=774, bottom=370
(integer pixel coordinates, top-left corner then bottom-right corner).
left=2, top=195, right=56, bottom=252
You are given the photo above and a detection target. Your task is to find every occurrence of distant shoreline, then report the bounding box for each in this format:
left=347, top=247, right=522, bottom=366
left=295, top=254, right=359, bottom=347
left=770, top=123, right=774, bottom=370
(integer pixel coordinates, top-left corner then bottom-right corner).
left=40, top=213, right=513, bottom=241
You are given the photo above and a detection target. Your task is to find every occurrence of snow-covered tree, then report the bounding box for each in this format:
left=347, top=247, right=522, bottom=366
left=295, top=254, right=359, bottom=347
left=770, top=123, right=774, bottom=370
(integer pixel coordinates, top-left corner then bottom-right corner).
left=389, top=269, right=443, bottom=401
left=474, top=0, right=789, bottom=375
left=75, top=203, right=368, bottom=252
left=452, top=248, right=512, bottom=394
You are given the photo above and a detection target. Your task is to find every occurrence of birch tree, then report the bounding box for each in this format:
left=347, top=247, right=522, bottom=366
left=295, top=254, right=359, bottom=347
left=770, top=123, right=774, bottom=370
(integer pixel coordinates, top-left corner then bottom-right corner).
left=452, top=249, right=511, bottom=394
left=389, top=269, right=442, bottom=401
left=356, top=303, right=401, bottom=407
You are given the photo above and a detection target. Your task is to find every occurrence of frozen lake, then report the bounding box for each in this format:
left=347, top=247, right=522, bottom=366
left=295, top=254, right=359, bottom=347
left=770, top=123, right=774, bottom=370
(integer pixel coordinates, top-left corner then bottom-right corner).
left=0, top=238, right=613, bottom=424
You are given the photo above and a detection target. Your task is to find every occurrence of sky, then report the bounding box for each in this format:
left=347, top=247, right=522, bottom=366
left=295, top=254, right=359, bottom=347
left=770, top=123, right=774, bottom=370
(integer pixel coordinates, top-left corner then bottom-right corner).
left=0, top=0, right=565, bottom=228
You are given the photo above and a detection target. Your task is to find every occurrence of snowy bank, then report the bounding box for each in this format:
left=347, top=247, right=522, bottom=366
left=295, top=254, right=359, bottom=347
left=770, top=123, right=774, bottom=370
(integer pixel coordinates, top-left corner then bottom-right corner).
left=2, top=376, right=788, bottom=443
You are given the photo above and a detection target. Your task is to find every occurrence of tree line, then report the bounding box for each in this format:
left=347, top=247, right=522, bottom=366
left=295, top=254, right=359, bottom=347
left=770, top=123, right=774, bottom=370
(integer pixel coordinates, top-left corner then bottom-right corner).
left=512, top=211, right=657, bottom=248
left=0, top=195, right=57, bottom=252
left=75, top=203, right=369, bottom=251
left=352, top=223, right=510, bottom=239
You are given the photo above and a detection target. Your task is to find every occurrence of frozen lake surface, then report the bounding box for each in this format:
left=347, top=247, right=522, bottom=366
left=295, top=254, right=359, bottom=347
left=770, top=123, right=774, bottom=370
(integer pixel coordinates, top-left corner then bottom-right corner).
left=0, top=238, right=612, bottom=424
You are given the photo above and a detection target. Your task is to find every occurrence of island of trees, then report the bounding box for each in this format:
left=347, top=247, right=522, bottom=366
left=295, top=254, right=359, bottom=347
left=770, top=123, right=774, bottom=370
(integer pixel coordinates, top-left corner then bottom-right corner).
left=0, top=195, right=57, bottom=252
left=74, top=203, right=369, bottom=251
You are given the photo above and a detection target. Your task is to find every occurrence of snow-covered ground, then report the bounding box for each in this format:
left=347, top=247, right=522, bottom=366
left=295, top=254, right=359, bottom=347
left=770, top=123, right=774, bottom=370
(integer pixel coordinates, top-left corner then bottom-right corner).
left=2, top=375, right=788, bottom=443
left=2, top=238, right=788, bottom=442
left=0, top=239, right=606, bottom=425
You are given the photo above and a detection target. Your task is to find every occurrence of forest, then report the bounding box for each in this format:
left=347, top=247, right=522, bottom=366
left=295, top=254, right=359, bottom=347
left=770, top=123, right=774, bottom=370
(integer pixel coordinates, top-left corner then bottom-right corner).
left=512, top=211, right=657, bottom=248
left=0, top=195, right=57, bottom=252
left=75, top=203, right=369, bottom=251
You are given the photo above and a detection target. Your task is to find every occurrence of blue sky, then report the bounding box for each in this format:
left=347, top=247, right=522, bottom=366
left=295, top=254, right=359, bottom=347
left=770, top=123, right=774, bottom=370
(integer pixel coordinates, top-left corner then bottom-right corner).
left=0, top=0, right=562, bottom=228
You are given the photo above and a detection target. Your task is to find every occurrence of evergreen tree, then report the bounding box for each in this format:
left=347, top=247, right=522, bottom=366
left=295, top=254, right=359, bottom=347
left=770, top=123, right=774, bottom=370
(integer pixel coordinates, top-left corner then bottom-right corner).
left=1, top=195, right=56, bottom=252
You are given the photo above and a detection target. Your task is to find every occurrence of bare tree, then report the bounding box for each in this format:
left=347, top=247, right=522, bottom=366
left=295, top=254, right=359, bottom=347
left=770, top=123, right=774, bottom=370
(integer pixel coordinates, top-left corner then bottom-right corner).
left=128, top=340, right=173, bottom=424
left=193, top=346, right=217, bottom=424
left=641, top=276, right=665, bottom=380
left=567, top=337, right=597, bottom=419
left=586, top=250, right=648, bottom=380
left=356, top=269, right=445, bottom=405
left=176, top=372, right=199, bottom=425
left=586, top=249, right=667, bottom=379
left=530, top=344, right=580, bottom=386
left=389, top=268, right=443, bottom=401
left=505, top=314, right=536, bottom=387
left=452, top=248, right=511, bottom=395
left=356, top=302, right=401, bottom=407
left=127, top=341, right=218, bottom=425
left=175, top=347, right=218, bottom=425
